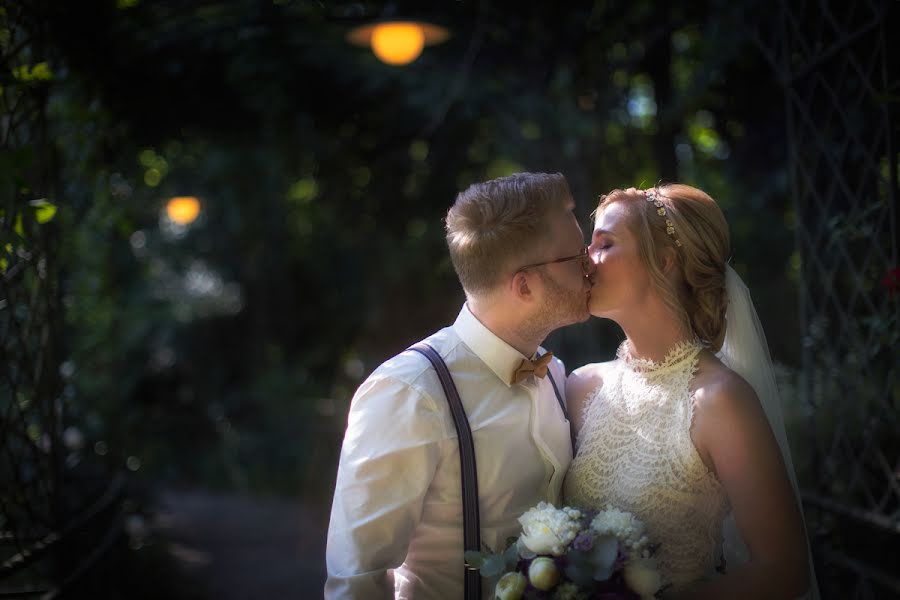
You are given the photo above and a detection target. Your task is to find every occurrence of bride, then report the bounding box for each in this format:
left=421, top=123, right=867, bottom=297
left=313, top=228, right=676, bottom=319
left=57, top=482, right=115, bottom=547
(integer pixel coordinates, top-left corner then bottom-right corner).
left=563, top=185, right=817, bottom=599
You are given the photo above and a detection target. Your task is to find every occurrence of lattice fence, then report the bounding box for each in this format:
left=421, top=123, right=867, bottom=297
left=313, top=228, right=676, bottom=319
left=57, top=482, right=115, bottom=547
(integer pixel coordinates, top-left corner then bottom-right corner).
left=0, top=2, right=124, bottom=596
left=755, top=0, right=899, bottom=597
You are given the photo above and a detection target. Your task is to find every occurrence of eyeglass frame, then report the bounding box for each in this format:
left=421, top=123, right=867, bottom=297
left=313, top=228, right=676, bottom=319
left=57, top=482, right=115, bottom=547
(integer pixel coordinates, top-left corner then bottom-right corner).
left=515, top=246, right=592, bottom=276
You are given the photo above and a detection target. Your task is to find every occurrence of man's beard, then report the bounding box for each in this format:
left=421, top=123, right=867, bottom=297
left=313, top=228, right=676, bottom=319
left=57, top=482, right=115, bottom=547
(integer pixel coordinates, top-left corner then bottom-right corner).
left=517, top=270, right=588, bottom=343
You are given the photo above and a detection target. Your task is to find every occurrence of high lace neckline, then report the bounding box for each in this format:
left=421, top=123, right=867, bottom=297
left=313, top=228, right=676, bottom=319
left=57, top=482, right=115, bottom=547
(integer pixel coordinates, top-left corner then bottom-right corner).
left=616, top=338, right=704, bottom=375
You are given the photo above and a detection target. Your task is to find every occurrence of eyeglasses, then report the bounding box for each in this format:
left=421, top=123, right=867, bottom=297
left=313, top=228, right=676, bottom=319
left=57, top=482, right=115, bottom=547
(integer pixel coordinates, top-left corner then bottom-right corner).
left=517, top=246, right=593, bottom=277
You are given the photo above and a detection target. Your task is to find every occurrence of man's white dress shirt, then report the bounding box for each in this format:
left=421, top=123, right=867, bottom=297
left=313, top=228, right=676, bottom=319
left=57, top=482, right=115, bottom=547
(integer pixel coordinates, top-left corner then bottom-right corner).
left=325, top=304, right=573, bottom=599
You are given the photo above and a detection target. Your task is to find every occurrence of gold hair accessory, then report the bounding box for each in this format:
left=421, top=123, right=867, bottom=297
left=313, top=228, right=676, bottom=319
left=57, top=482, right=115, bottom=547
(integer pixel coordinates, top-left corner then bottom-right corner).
left=644, top=189, right=682, bottom=247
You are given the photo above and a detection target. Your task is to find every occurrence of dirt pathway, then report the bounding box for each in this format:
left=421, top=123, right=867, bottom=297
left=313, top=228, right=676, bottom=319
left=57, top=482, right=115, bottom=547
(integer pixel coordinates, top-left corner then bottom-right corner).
left=153, top=489, right=329, bottom=600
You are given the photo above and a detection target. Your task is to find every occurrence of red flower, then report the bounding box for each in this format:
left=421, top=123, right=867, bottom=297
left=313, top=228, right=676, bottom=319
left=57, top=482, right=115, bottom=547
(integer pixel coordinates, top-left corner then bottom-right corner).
left=882, top=267, right=900, bottom=296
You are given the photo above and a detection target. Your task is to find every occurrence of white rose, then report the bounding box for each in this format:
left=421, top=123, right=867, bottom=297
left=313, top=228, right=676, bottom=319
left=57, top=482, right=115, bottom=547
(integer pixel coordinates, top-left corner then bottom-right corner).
left=495, top=572, right=527, bottom=600
left=518, top=502, right=579, bottom=555
left=528, top=557, right=561, bottom=591
left=623, top=558, right=662, bottom=600
left=516, top=536, right=537, bottom=559
left=520, top=524, right=565, bottom=556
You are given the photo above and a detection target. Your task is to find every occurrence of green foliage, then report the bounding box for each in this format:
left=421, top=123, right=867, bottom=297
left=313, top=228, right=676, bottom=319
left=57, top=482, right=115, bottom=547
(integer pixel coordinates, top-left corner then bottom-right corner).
left=14, top=0, right=811, bottom=499
left=30, top=198, right=57, bottom=223
left=465, top=540, right=520, bottom=589
left=11, top=60, right=52, bottom=82
left=3, top=4, right=893, bottom=597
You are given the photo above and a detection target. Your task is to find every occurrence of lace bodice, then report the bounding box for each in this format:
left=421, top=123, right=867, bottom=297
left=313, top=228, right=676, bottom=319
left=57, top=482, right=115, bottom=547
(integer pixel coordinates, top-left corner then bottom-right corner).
left=563, top=340, right=729, bottom=590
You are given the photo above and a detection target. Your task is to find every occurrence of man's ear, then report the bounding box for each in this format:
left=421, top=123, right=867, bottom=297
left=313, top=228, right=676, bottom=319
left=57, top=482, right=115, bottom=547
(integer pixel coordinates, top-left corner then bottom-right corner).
left=510, top=271, right=533, bottom=301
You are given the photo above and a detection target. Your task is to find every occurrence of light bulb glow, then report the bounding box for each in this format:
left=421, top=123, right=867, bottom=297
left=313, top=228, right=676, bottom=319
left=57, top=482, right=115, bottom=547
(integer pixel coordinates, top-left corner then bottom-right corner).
left=166, top=196, right=201, bottom=225
left=347, top=21, right=449, bottom=66
left=370, top=23, right=425, bottom=65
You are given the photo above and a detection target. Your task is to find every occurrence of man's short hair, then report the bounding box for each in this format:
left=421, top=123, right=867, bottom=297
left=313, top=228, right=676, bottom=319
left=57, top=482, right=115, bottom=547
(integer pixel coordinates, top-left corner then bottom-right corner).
left=445, top=172, right=572, bottom=297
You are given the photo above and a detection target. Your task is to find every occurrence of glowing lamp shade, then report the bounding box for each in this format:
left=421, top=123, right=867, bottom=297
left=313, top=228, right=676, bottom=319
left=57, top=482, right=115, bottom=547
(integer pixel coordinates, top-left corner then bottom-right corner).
left=166, top=196, right=201, bottom=225
left=371, top=23, right=424, bottom=65
left=347, top=21, right=449, bottom=66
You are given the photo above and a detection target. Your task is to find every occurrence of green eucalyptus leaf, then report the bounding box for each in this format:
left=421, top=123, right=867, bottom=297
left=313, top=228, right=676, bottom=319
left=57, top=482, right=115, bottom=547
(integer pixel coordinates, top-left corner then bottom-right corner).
left=464, top=550, right=487, bottom=569
left=503, top=540, right=520, bottom=569
left=564, top=562, right=594, bottom=587
left=589, top=534, right=618, bottom=570
left=593, top=562, right=614, bottom=582
left=566, top=549, right=591, bottom=566
left=480, top=554, right=507, bottom=578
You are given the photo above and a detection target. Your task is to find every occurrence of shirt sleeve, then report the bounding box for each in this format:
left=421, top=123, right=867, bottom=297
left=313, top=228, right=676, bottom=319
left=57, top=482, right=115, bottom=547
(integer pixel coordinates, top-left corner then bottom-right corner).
left=324, top=372, right=446, bottom=599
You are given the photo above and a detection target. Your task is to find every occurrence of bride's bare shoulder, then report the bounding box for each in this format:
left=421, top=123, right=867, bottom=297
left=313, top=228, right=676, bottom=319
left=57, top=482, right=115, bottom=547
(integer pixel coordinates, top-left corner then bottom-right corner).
left=692, top=351, right=757, bottom=406
left=691, top=351, right=763, bottom=431
left=567, top=361, right=614, bottom=397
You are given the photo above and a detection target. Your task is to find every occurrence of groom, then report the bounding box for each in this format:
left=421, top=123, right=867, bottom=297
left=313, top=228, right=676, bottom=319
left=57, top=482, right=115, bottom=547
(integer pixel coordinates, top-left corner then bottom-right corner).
left=325, top=172, right=594, bottom=599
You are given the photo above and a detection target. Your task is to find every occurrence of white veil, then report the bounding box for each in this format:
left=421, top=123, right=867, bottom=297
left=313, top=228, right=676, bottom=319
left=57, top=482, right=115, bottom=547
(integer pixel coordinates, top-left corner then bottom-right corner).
left=717, top=266, right=819, bottom=599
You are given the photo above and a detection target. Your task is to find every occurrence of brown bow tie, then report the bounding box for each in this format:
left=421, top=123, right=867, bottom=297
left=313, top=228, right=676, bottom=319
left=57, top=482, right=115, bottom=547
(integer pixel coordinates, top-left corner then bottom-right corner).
left=511, top=352, right=553, bottom=384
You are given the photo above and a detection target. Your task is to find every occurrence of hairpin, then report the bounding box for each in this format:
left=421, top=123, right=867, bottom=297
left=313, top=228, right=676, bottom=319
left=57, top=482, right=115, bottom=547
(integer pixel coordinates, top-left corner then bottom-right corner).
left=644, top=189, right=682, bottom=247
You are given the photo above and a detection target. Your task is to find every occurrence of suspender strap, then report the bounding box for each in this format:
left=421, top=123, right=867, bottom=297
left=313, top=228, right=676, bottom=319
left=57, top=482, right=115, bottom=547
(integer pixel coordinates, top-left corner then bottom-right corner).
left=409, top=343, right=482, bottom=600
left=542, top=353, right=576, bottom=457
left=545, top=370, right=567, bottom=420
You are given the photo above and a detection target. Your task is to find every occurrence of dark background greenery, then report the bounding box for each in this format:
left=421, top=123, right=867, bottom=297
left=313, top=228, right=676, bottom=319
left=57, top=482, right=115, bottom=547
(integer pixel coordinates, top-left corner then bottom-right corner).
left=4, top=0, right=895, bottom=596
left=42, top=0, right=800, bottom=493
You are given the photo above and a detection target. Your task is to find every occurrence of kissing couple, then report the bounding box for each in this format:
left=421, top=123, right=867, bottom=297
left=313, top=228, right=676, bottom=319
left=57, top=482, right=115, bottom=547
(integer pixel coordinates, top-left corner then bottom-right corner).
left=325, top=173, right=817, bottom=599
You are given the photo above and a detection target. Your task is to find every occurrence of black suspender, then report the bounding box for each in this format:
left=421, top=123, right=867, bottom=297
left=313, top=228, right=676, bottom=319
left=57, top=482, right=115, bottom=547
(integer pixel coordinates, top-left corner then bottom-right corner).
left=408, top=343, right=572, bottom=600
left=540, top=350, right=569, bottom=422
left=409, top=343, right=482, bottom=600
left=541, top=352, right=576, bottom=457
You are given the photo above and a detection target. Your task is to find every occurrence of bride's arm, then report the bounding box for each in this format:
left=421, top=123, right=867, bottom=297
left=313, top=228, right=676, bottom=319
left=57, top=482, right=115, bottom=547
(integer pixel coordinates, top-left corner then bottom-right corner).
left=565, top=365, right=603, bottom=440
left=678, top=372, right=809, bottom=600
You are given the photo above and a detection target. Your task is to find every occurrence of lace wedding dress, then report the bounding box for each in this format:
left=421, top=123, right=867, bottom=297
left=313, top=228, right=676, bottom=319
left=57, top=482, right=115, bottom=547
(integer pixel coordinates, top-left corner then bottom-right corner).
left=563, top=340, right=729, bottom=591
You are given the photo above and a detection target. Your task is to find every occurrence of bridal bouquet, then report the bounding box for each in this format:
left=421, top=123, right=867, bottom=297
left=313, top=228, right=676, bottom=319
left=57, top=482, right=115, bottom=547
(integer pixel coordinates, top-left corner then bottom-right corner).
left=465, top=502, right=662, bottom=599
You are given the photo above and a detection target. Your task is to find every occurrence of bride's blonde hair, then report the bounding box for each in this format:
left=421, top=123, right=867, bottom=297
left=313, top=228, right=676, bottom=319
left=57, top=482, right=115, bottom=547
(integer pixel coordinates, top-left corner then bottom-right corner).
left=596, top=184, right=730, bottom=350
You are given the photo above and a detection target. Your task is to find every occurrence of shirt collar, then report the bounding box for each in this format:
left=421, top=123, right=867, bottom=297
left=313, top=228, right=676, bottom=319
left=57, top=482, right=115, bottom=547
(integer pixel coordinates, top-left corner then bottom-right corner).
left=453, top=304, right=532, bottom=387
